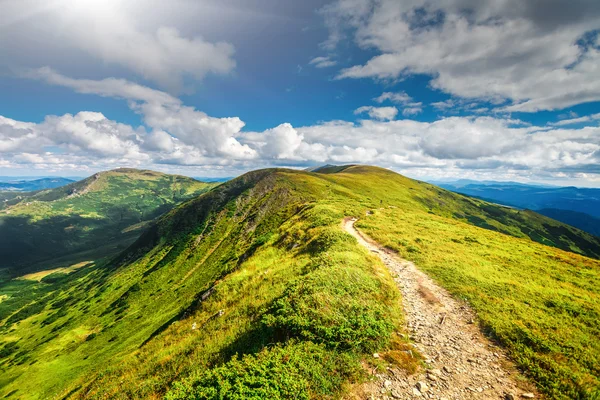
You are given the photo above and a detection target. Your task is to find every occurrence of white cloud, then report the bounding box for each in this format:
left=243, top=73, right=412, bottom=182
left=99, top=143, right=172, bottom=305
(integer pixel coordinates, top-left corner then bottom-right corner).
left=3, top=111, right=600, bottom=184
left=550, top=112, right=600, bottom=126
left=402, top=107, right=423, bottom=117
left=309, top=56, right=337, bottom=68
left=1, top=0, right=236, bottom=92
left=374, top=92, right=412, bottom=104
left=354, top=106, right=398, bottom=121
left=325, top=0, right=600, bottom=112
left=259, top=123, right=305, bottom=160
left=4, top=70, right=600, bottom=185
left=30, top=68, right=256, bottom=160
left=374, top=91, right=423, bottom=115
left=24, top=67, right=180, bottom=105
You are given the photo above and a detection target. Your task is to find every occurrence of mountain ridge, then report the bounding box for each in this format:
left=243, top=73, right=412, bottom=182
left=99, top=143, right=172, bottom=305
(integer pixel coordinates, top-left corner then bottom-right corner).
left=0, top=168, right=215, bottom=280
left=0, top=165, right=598, bottom=399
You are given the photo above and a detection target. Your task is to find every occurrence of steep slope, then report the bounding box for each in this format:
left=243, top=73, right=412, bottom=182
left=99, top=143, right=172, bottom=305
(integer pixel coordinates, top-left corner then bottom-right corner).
left=0, top=168, right=215, bottom=280
left=0, top=166, right=598, bottom=399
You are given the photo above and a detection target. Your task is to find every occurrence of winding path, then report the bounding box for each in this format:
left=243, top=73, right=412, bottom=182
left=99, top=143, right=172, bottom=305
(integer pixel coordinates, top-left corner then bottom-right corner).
left=343, top=217, right=534, bottom=400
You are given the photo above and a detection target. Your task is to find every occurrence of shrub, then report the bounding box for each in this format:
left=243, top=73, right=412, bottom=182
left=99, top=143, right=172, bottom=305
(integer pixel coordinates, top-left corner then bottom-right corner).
left=262, top=266, right=395, bottom=353
left=165, top=341, right=362, bottom=400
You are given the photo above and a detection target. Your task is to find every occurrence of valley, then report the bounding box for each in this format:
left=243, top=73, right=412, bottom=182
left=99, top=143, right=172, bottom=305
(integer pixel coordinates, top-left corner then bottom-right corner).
left=436, top=181, right=600, bottom=237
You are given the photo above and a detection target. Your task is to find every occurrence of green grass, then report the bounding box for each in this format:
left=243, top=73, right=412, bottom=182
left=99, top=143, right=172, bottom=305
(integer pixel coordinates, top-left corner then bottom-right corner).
left=0, top=165, right=598, bottom=399
left=0, top=168, right=215, bottom=280
left=358, top=208, right=600, bottom=399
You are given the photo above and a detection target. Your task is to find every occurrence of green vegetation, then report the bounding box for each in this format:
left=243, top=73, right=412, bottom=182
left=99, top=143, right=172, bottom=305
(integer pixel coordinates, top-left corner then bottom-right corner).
left=166, top=341, right=362, bottom=400
left=0, top=165, right=598, bottom=399
left=359, top=209, right=600, bottom=399
left=0, top=168, right=214, bottom=281
left=263, top=267, right=396, bottom=353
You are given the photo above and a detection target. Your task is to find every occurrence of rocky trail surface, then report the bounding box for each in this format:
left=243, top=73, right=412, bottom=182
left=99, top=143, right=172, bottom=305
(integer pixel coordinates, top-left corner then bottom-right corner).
left=343, top=218, right=537, bottom=400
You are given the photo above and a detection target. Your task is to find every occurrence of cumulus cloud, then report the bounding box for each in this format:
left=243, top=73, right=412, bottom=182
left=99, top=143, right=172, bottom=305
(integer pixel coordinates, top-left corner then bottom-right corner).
left=29, top=68, right=256, bottom=160
left=309, top=56, right=337, bottom=68
left=259, top=123, right=305, bottom=159
left=354, top=106, right=398, bottom=121
left=3, top=70, right=599, bottom=185
left=1, top=112, right=146, bottom=159
left=324, top=0, right=600, bottom=112
left=241, top=115, right=599, bottom=183
left=3, top=110, right=600, bottom=183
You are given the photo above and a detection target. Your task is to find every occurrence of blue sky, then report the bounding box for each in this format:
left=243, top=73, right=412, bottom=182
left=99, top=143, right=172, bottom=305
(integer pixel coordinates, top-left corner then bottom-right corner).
left=0, top=0, right=599, bottom=186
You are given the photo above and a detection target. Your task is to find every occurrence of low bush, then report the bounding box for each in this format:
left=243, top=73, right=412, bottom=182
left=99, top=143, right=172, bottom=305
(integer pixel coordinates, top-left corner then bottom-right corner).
left=165, top=341, right=362, bottom=400
left=262, top=266, right=395, bottom=353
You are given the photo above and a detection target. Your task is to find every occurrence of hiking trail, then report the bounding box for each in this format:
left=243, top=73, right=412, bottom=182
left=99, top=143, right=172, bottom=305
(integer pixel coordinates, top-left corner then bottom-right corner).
left=343, top=217, right=536, bottom=400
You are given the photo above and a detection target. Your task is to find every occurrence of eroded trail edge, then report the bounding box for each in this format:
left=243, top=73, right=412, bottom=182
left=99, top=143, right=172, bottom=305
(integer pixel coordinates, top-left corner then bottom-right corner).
left=343, top=217, right=534, bottom=400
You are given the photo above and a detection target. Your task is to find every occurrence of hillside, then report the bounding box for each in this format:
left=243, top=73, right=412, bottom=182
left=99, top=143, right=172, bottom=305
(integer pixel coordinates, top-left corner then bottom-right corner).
left=0, top=168, right=215, bottom=281
left=0, top=166, right=598, bottom=399
left=437, top=181, right=600, bottom=235
left=537, top=208, right=600, bottom=237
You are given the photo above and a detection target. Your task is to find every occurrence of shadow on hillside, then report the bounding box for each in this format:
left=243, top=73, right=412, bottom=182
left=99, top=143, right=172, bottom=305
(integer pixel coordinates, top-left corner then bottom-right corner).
left=0, top=213, right=147, bottom=279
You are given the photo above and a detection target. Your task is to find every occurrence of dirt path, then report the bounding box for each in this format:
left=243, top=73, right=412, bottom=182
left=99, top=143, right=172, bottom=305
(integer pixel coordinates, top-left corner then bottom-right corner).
left=343, top=218, right=535, bottom=400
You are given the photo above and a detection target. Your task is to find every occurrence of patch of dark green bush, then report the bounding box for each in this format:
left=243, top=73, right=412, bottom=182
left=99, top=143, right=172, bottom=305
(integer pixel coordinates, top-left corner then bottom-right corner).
left=262, top=266, right=395, bottom=353
left=165, top=341, right=362, bottom=400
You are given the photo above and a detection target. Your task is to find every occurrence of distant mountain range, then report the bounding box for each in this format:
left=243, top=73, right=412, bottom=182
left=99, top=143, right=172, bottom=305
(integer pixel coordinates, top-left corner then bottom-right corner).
left=0, top=177, right=75, bottom=192
left=433, top=180, right=600, bottom=237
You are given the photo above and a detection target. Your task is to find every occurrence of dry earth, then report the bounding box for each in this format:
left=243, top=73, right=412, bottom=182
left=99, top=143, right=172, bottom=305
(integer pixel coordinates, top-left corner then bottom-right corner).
left=343, top=217, right=538, bottom=400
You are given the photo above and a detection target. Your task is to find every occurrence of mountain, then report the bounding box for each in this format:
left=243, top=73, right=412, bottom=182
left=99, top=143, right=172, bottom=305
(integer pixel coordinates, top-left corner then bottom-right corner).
left=304, top=164, right=347, bottom=173
left=436, top=181, right=600, bottom=235
left=537, top=208, right=600, bottom=237
left=431, top=178, right=557, bottom=188
left=0, top=166, right=598, bottom=399
left=192, top=176, right=234, bottom=183
left=0, top=168, right=215, bottom=281
left=0, top=178, right=75, bottom=192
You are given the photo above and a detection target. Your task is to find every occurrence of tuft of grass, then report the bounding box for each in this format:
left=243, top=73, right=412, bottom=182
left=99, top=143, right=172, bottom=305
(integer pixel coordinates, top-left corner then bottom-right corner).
left=381, top=334, right=422, bottom=375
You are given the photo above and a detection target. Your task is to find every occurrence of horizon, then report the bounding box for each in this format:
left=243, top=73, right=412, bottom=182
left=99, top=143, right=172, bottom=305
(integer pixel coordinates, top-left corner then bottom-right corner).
left=1, top=1, right=599, bottom=187
left=2, top=164, right=600, bottom=189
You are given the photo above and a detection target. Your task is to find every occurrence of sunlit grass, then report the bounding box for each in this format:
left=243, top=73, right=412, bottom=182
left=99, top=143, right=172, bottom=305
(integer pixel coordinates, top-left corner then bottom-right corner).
left=358, top=206, right=600, bottom=399
left=16, top=261, right=93, bottom=282
left=0, top=166, right=598, bottom=399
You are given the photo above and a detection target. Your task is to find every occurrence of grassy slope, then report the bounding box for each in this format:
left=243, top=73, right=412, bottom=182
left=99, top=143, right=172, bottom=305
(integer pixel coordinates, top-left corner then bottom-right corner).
left=0, top=166, right=598, bottom=399
left=0, top=169, right=404, bottom=399
left=334, top=167, right=600, bottom=399
left=0, top=168, right=214, bottom=280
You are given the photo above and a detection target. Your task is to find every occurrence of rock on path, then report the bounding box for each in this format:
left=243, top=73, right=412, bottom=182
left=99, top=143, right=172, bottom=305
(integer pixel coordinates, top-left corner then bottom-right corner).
left=343, top=218, right=535, bottom=400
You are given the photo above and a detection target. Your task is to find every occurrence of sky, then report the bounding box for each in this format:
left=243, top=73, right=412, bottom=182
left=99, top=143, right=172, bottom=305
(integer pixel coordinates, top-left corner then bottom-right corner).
left=0, top=0, right=599, bottom=186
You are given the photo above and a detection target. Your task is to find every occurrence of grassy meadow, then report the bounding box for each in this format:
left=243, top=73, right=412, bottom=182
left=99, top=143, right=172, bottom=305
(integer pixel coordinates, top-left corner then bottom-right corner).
left=0, top=166, right=598, bottom=399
